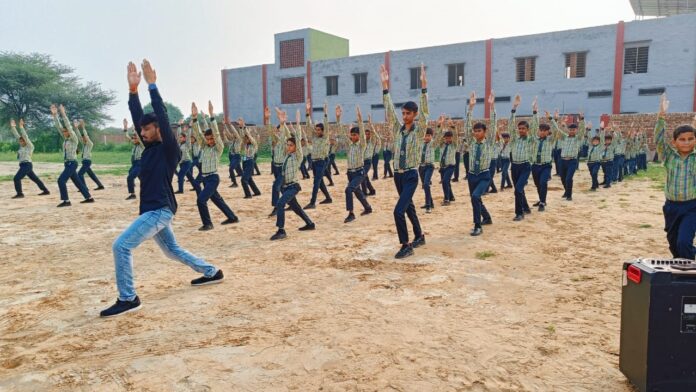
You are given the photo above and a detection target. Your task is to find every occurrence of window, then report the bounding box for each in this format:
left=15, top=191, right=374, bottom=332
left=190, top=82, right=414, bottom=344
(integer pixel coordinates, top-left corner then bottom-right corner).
left=564, top=52, right=587, bottom=78
left=448, top=63, right=465, bottom=87
left=516, top=57, right=536, bottom=82
left=281, top=77, right=305, bottom=104
left=354, top=73, right=367, bottom=94
left=639, top=87, right=665, bottom=96
left=326, top=76, right=339, bottom=96
left=279, top=39, right=305, bottom=69
left=410, top=67, right=423, bottom=90
left=588, top=90, right=612, bottom=98
left=624, top=46, right=649, bottom=74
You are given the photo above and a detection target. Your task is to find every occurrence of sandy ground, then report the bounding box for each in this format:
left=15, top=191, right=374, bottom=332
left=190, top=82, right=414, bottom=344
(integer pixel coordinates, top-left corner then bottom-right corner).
left=0, top=160, right=667, bottom=391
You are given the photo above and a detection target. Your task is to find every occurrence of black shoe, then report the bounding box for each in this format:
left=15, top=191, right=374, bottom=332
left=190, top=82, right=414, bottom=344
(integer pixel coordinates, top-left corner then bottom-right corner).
left=513, top=214, right=524, bottom=221
left=268, top=208, right=277, bottom=217
left=368, top=190, right=376, bottom=196
left=189, top=188, right=196, bottom=191
left=191, top=269, right=224, bottom=286
left=344, top=213, right=356, bottom=223
left=603, top=185, right=611, bottom=188
left=361, top=207, right=373, bottom=216
left=412, top=235, right=425, bottom=248
left=523, top=209, right=531, bottom=215
left=80, top=198, right=95, bottom=204
left=566, top=196, right=572, bottom=201
left=94, top=185, right=105, bottom=191
left=229, top=183, right=238, bottom=188
left=590, top=187, right=597, bottom=192
left=198, top=224, right=214, bottom=231
left=334, top=172, right=339, bottom=176
left=57, top=201, right=71, bottom=207
left=538, top=203, right=546, bottom=212
left=174, top=190, right=184, bottom=194
left=11, top=194, right=24, bottom=199
left=452, top=179, right=459, bottom=183
left=442, top=200, right=451, bottom=206
left=126, top=194, right=136, bottom=200
left=304, top=203, right=316, bottom=210
left=244, top=195, right=253, bottom=199
left=299, top=223, right=315, bottom=231
left=38, top=190, right=50, bottom=196
left=395, top=245, right=414, bottom=259
left=470, top=227, right=483, bottom=236
left=221, top=216, right=239, bottom=225
left=481, top=217, right=492, bottom=225
left=319, top=198, right=333, bottom=205
left=420, top=204, right=428, bottom=209
left=426, top=207, right=432, bottom=214
left=533, top=201, right=541, bottom=207
left=561, top=194, right=568, bottom=200
left=328, top=182, right=335, bottom=187
left=270, top=229, right=287, bottom=241
left=100, top=296, right=141, bottom=318
left=253, top=192, right=262, bottom=196
left=489, top=189, right=497, bottom=194
left=450, top=196, right=456, bottom=202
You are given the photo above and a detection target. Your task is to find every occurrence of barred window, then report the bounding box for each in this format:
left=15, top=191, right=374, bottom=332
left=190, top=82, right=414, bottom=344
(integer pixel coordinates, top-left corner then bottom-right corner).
left=280, top=39, right=305, bottom=69
left=410, top=67, right=423, bottom=90
left=624, top=46, right=649, bottom=74
left=564, top=52, right=587, bottom=78
left=354, top=73, right=367, bottom=94
left=281, top=77, right=305, bottom=104
left=448, top=63, right=465, bottom=87
left=326, top=76, right=339, bottom=96
left=516, top=57, right=536, bottom=82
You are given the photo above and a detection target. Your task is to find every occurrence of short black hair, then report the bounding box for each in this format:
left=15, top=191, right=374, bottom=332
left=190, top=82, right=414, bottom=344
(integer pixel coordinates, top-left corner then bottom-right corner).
left=425, top=128, right=434, bottom=135
left=316, top=123, right=324, bottom=131
left=140, top=112, right=158, bottom=127
left=444, top=131, right=453, bottom=137
left=592, top=136, right=600, bottom=141
left=539, top=124, right=550, bottom=131
left=501, top=133, right=510, bottom=138
left=473, top=122, right=487, bottom=131
left=517, top=120, right=529, bottom=129
left=288, top=137, right=296, bottom=145
left=204, top=129, right=213, bottom=136
left=402, top=101, right=418, bottom=113
left=569, top=124, right=578, bottom=129
left=350, top=126, right=360, bottom=135
left=674, top=125, right=696, bottom=140
left=605, top=135, right=613, bottom=140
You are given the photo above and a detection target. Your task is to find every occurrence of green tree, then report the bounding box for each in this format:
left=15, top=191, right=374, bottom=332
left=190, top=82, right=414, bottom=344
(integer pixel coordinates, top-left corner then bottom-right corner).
left=143, top=101, right=184, bottom=123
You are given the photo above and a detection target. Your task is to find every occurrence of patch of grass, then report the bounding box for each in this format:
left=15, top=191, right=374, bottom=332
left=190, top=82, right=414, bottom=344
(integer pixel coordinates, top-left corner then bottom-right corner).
left=546, top=325, right=556, bottom=334
left=627, top=163, right=666, bottom=184
left=475, top=250, right=496, bottom=260
left=638, top=224, right=652, bottom=229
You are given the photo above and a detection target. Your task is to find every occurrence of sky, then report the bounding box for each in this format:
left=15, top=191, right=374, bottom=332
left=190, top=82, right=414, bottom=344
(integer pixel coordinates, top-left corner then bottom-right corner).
left=1, top=0, right=637, bottom=128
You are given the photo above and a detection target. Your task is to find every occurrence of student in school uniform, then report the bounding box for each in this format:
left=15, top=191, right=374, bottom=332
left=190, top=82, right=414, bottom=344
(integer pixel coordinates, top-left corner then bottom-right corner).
left=190, top=102, right=240, bottom=231
left=638, top=129, right=649, bottom=171
left=190, top=132, right=202, bottom=186
left=328, top=137, right=340, bottom=176
left=124, top=118, right=144, bottom=200
left=221, top=118, right=243, bottom=188
left=437, top=116, right=458, bottom=206
left=418, top=126, right=436, bottom=213
left=252, top=127, right=262, bottom=176
left=654, top=94, right=695, bottom=260
left=486, top=132, right=500, bottom=194
left=269, top=105, right=290, bottom=217
left=341, top=105, right=373, bottom=223
left=371, top=128, right=381, bottom=181
left=383, top=132, right=394, bottom=178
left=381, top=63, right=427, bottom=259
left=51, top=104, right=94, bottom=207
left=585, top=132, right=604, bottom=191
left=7, top=118, right=50, bottom=198
left=600, top=124, right=619, bottom=189
left=75, top=119, right=105, bottom=191
left=240, top=116, right=262, bottom=198
left=613, top=124, right=627, bottom=183
left=464, top=91, right=495, bottom=236
left=553, top=112, right=585, bottom=201
left=506, top=95, right=532, bottom=221
left=527, top=103, right=554, bottom=212
left=299, top=137, right=311, bottom=179
left=270, top=109, right=315, bottom=240
left=303, top=100, right=333, bottom=209
left=175, top=121, right=200, bottom=194
left=499, top=132, right=512, bottom=190
left=360, top=120, right=379, bottom=196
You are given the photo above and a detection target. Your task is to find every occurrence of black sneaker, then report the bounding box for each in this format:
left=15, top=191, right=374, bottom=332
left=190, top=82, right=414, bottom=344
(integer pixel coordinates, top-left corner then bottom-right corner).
left=470, top=227, right=483, bottom=236
left=270, top=229, right=287, bottom=241
left=442, top=200, right=451, bottom=206
left=304, top=203, right=316, bottom=210
left=426, top=207, right=432, bottom=214
left=198, top=224, right=214, bottom=231
left=513, top=214, right=524, bottom=221
left=268, top=208, right=277, bottom=217
left=221, top=217, right=239, bottom=225
left=230, top=183, right=238, bottom=188
left=452, top=179, right=459, bottom=183
left=100, top=296, right=141, bottom=318
left=420, top=204, right=428, bottom=209
left=412, top=235, right=426, bottom=248
left=532, top=201, right=541, bottom=207
left=38, top=190, right=50, bottom=196
left=538, top=203, right=546, bottom=212
left=344, top=213, right=356, bottom=223
left=368, top=190, right=376, bottom=196
left=489, top=188, right=498, bottom=194
left=243, top=195, right=253, bottom=199
left=191, top=269, right=224, bottom=286
left=566, top=196, right=573, bottom=201
left=481, top=217, right=493, bottom=225
left=57, top=201, right=71, bottom=207
left=126, top=194, right=136, bottom=200
left=523, top=209, right=532, bottom=215
left=174, top=190, right=184, bottom=194
left=80, top=198, right=95, bottom=204
left=361, top=208, right=373, bottom=216
left=395, top=245, right=414, bottom=259
left=319, top=198, right=333, bottom=205
left=95, top=186, right=105, bottom=191
left=11, top=194, right=24, bottom=199
left=299, top=223, right=315, bottom=231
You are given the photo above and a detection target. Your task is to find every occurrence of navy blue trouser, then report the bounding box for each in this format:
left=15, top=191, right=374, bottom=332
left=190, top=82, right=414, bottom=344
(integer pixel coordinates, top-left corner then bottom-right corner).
left=345, top=169, right=370, bottom=212
left=276, top=183, right=312, bottom=229
left=78, top=159, right=103, bottom=188
left=440, top=165, right=455, bottom=201
left=310, top=159, right=331, bottom=204
left=191, top=157, right=202, bottom=184
left=241, top=159, right=261, bottom=197
left=488, top=159, right=498, bottom=192
left=300, top=157, right=309, bottom=178
left=177, top=161, right=201, bottom=193
left=613, top=155, right=625, bottom=181
left=371, top=154, right=379, bottom=179
left=58, top=160, right=91, bottom=201
left=588, top=162, right=601, bottom=189
left=601, top=161, right=613, bottom=186
left=462, top=152, right=470, bottom=177
left=663, top=199, right=696, bottom=260
left=638, top=153, right=647, bottom=171
left=271, top=163, right=283, bottom=207
left=197, top=174, right=237, bottom=226
left=393, top=169, right=422, bottom=245
left=559, top=158, right=579, bottom=198
left=418, top=165, right=434, bottom=208
left=329, top=153, right=339, bottom=174
left=127, top=160, right=141, bottom=194
left=361, top=159, right=375, bottom=194
left=531, top=163, right=552, bottom=204
left=553, top=149, right=561, bottom=175
left=511, top=162, right=531, bottom=215
left=228, top=153, right=242, bottom=184
left=467, top=171, right=492, bottom=228
left=454, top=151, right=461, bottom=180
left=383, top=150, right=393, bottom=177
left=14, top=162, right=48, bottom=195
left=500, top=158, right=512, bottom=188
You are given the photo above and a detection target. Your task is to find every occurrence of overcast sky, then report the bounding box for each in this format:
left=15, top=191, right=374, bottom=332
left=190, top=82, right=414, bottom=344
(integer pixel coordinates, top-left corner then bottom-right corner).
left=2, top=0, right=636, bottom=127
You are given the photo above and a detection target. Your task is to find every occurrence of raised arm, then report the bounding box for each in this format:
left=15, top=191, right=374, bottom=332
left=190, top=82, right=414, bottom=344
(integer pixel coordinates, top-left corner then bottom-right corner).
left=80, top=119, right=93, bottom=148
left=142, top=60, right=176, bottom=154
left=464, top=92, right=475, bottom=144
left=508, top=94, right=520, bottom=140
left=208, top=101, right=224, bottom=155
left=530, top=98, right=539, bottom=137
left=356, top=105, right=367, bottom=149
left=417, top=63, right=429, bottom=137
left=9, top=119, right=20, bottom=139
left=654, top=94, right=671, bottom=159
left=380, top=64, right=401, bottom=138
left=59, top=105, right=78, bottom=144
left=126, top=62, right=144, bottom=139
left=17, top=119, right=33, bottom=150
left=486, top=92, right=497, bottom=144
left=190, top=103, right=205, bottom=147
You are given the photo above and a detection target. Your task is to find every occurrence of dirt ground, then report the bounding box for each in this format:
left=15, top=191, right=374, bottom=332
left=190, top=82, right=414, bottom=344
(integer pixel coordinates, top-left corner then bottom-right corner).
left=0, top=160, right=666, bottom=391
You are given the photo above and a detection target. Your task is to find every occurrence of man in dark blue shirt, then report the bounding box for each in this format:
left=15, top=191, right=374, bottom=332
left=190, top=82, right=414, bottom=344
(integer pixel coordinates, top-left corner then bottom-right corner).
left=101, top=60, right=223, bottom=318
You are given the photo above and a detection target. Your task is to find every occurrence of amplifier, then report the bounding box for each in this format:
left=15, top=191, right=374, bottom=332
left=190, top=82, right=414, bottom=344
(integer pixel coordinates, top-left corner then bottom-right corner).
left=620, top=258, right=696, bottom=392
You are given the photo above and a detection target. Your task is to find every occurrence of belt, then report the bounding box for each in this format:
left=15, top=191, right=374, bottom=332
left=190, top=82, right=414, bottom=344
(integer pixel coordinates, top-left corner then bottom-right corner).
left=419, top=163, right=434, bottom=167
left=533, top=162, right=552, bottom=166
left=468, top=168, right=490, bottom=175
left=395, top=167, right=415, bottom=174
left=282, top=182, right=298, bottom=189
left=273, top=162, right=283, bottom=167
left=561, top=157, right=577, bottom=161
left=312, top=158, right=327, bottom=162
left=512, top=161, right=529, bottom=165
left=202, top=172, right=217, bottom=177
left=348, top=168, right=363, bottom=173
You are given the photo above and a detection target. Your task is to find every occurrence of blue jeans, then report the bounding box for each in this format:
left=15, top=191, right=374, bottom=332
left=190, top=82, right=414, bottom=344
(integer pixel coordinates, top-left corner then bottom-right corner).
left=272, top=164, right=283, bottom=207
left=197, top=174, right=237, bottom=226
left=346, top=169, right=370, bottom=212
left=559, top=158, right=578, bottom=198
left=276, top=183, right=312, bottom=229
left=58, top=160, right=91, bottom=201
left=418, top=164, right=434, bottom=208
left=78, top=159, right=103, bottom=188
left=393, top=169, right=422, bottom=245
left=588, top=162, right=601, bottom=189
left=112, top=207, right=217, bottom=301
left=500, top=158, right=511, bottom=188
left=127, top=160, right=141, bottom=194
left=531, top=163, right=552, bottom=203
left=440, top=165, right=455, bottom=201
left=511, top=162, right=531, bottom=215
left=310, top=159, right=331, bottom=204
left=14, top=162, right=48, bottom=195
left=467, top=171, right=492, bottom=227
